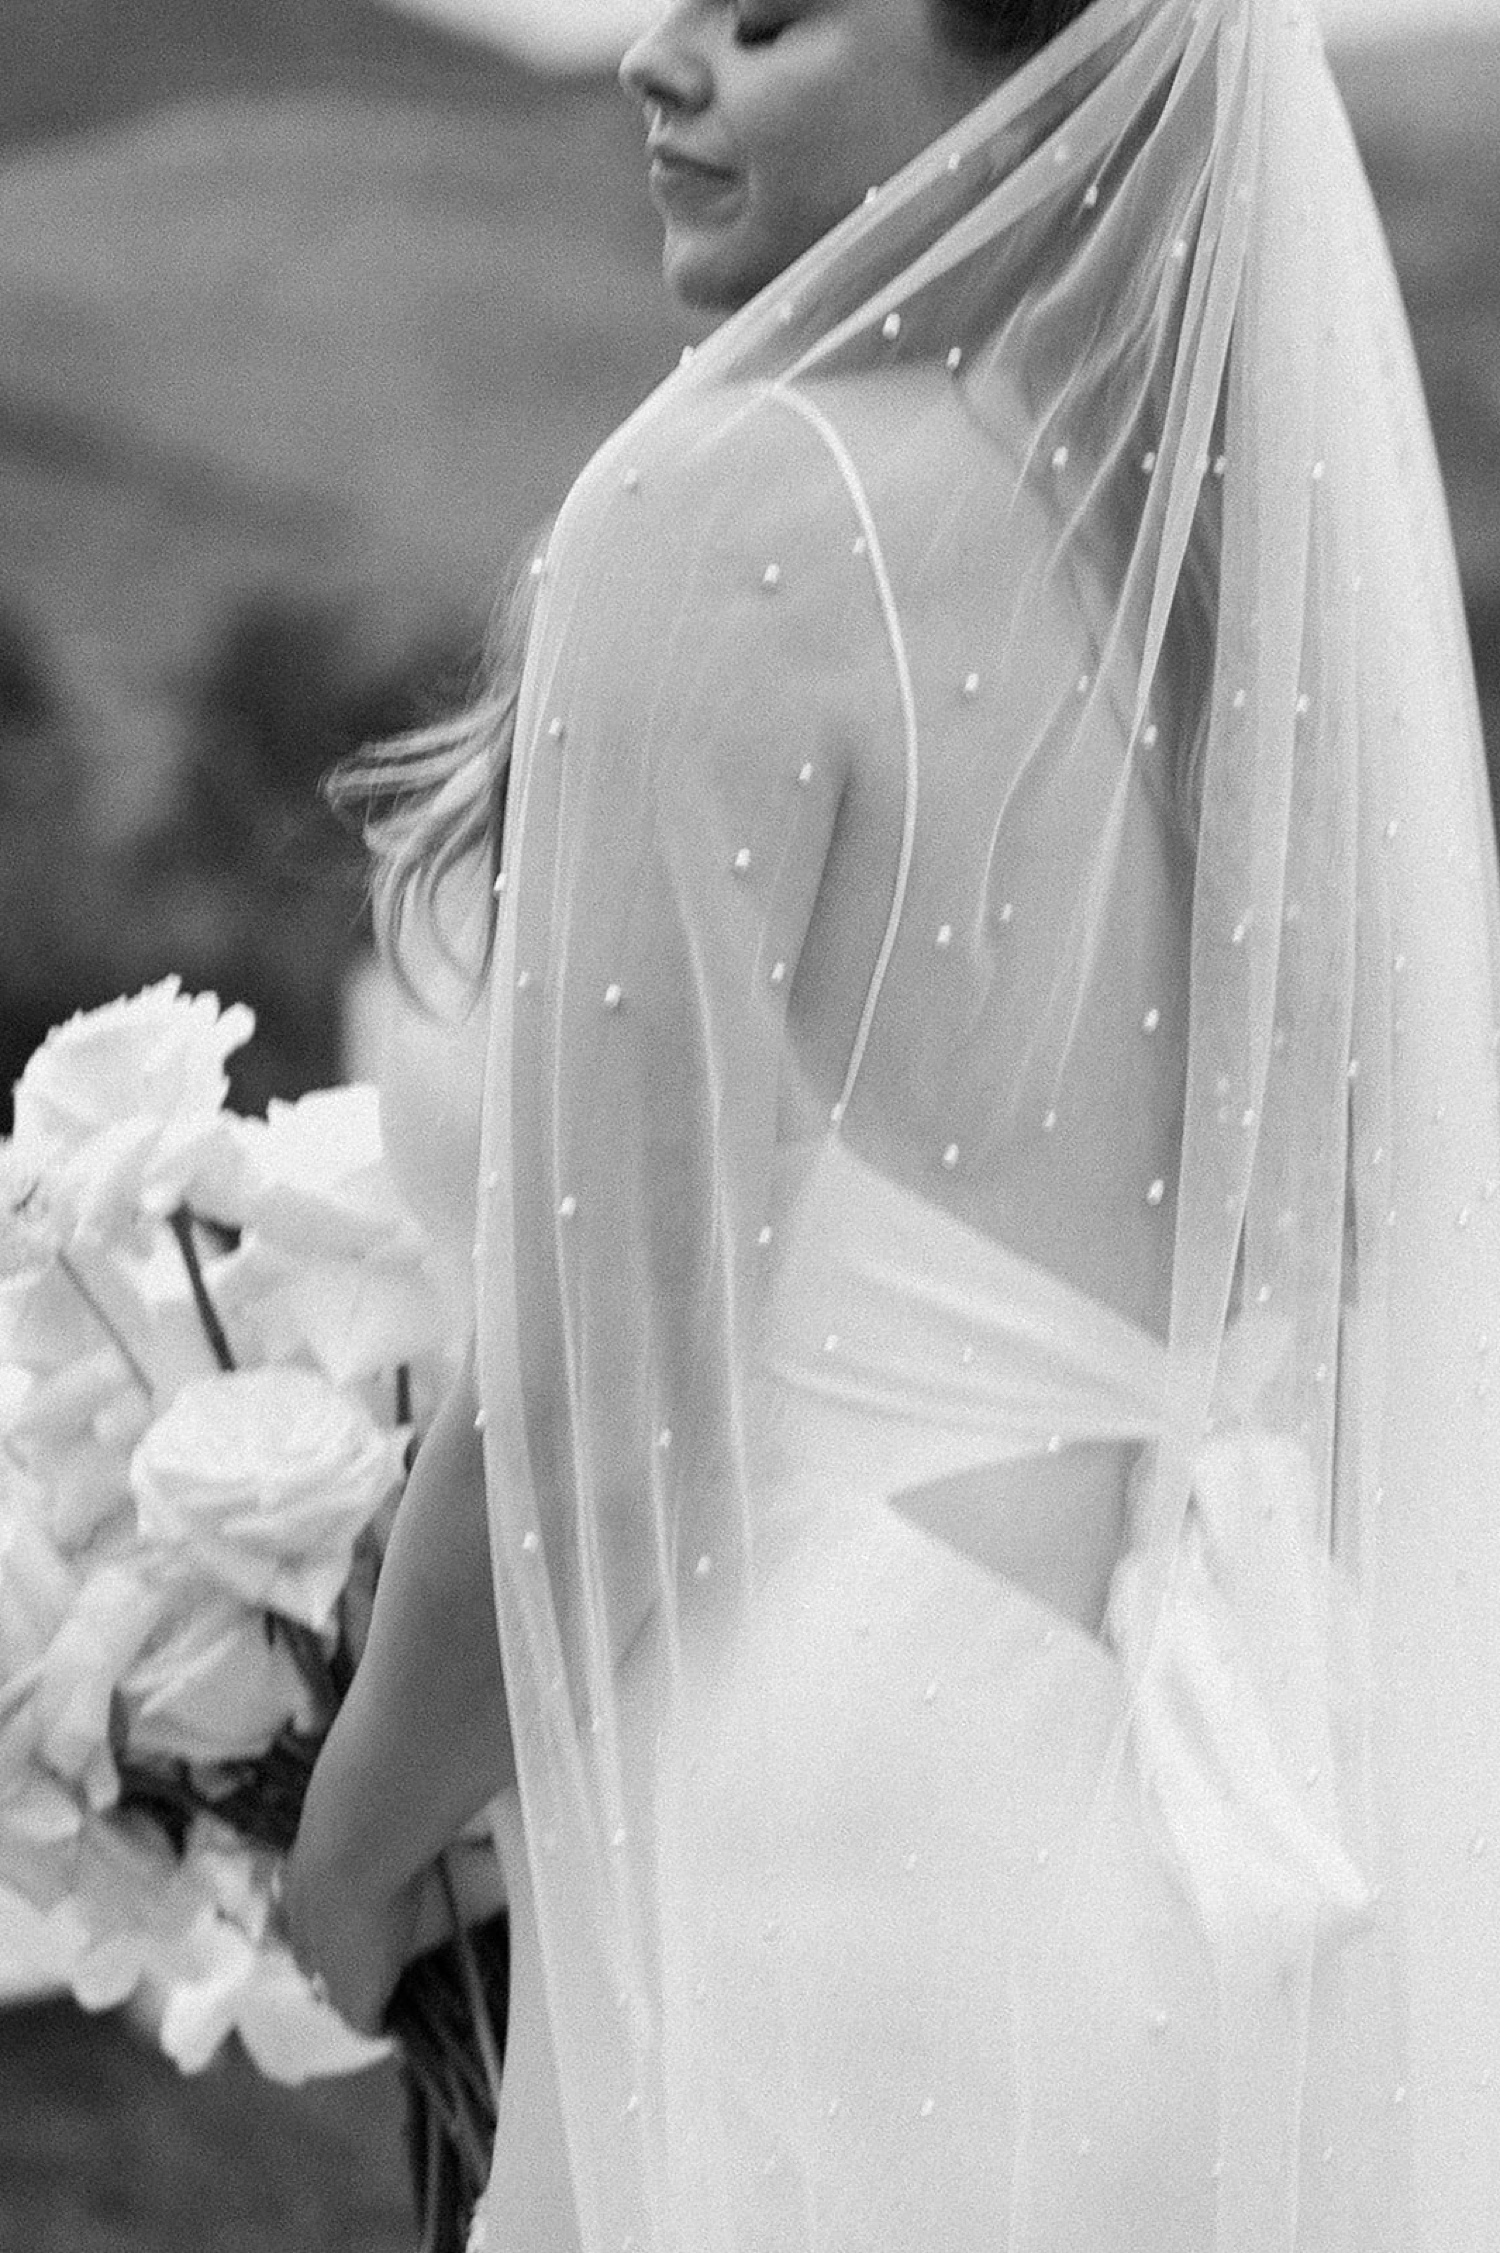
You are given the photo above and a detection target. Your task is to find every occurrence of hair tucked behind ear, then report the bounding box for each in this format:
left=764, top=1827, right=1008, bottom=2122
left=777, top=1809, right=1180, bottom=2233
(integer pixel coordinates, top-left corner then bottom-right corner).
left=932, top=0, right=1097, bottom=59
left=326, top=534, right=547, bottom=1009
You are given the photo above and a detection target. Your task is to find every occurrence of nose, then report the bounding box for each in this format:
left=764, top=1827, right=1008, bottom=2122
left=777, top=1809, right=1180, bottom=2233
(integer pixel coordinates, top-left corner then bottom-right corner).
left=619, top=5, right=713, bottom=117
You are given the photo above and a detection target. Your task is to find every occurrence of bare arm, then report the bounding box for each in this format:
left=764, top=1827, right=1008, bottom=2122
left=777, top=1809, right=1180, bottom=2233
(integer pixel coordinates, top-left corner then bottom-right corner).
left=284, top=1347, right=514, bottom=2029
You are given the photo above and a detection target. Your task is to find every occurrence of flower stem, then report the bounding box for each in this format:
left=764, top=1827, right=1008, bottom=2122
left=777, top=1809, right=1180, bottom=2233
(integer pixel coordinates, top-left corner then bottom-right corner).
left=55, top=1251, right=154, bottom=1400
left=415, top=2103, right=446, bottom=2253
left=168, top=1205, right=235, bottom=1372
left=265, top=1613, right=339, bottom=1729
left=438, top=1853, right=506, bottom=2116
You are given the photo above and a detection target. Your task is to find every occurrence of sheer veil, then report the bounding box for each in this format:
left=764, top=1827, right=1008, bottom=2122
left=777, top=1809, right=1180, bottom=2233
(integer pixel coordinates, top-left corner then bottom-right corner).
left=472, top=1, right=1500, bottom=2245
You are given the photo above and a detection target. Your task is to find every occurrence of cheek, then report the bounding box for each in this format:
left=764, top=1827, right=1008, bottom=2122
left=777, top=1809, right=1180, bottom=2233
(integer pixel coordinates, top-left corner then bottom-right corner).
left=747, top=96, right=874, bottom=263
left=739, top=33, right=885, bottom=234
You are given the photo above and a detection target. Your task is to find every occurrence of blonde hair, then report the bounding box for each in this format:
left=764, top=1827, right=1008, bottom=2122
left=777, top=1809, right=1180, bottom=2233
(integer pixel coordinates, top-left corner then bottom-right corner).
left=328, top=535, right=546, bottom=1009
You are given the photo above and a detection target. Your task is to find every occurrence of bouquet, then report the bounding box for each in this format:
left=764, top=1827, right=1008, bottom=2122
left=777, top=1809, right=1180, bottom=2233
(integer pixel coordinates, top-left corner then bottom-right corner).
left=0, top=979, right=505, bottom=2252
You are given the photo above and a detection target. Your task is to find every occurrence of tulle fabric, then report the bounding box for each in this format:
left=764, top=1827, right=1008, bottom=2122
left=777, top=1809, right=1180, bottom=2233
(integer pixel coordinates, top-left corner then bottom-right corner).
left=471, top=1, right=1500, bottom=2244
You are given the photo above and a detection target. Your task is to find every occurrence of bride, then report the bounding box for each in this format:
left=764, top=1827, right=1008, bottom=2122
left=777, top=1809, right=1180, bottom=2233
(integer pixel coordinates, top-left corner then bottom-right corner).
left=288, top=2, right=1500, bottom=2247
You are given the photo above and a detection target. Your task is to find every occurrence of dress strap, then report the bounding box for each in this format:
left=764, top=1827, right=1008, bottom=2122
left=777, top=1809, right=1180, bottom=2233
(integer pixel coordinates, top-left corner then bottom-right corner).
left=769, top=382, right=919, bottom=1126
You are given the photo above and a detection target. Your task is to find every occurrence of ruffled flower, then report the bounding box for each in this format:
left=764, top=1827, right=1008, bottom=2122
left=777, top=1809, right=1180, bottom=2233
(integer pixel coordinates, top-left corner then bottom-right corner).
left=11, top=979, right=252, bottom=1164
left=7, top=979, right=254, bottom=1247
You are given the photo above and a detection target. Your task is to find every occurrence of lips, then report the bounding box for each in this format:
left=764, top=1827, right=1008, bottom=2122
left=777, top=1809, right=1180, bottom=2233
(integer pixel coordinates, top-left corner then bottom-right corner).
left=647, top=144, right=740, bottom=214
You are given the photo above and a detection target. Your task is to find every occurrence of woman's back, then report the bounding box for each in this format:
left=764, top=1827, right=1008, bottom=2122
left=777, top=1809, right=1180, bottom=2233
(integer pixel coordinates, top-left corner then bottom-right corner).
left=470, top=340, right=1248, bottom=2248
left=775, top=363, right=1192, bottom=1327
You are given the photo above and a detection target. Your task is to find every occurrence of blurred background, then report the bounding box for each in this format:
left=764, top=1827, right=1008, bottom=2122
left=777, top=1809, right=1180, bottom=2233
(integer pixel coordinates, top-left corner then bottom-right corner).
left=0, top=0, right=1495, bottom=2245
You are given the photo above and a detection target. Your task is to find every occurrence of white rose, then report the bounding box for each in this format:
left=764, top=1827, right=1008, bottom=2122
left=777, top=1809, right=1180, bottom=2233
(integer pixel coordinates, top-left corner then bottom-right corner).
left=120, top=1595, right=311, bottom=1764
left=9, top=980, right=255, bottom=1243
left=129, top=1367, right=403, bottom=1627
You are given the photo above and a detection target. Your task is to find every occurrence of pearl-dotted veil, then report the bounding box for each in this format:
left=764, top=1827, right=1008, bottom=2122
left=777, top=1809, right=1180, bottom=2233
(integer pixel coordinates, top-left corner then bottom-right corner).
left=473, top=1, right=1500, bottom=2244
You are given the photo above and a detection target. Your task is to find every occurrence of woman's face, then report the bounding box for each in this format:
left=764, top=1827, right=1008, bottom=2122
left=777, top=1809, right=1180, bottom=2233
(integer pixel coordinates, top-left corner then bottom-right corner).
left=620, top=0, right=1009, bottom=312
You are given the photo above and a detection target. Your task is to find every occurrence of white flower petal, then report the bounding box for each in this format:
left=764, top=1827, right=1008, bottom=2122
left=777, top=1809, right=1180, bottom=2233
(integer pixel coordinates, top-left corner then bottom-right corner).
left=34, top=1563, right=167, bottom=1787
left=130, top=1368, right=402, bottom=1627
left=284, top=1259, right=449, bottom=1387
left=235, top=1944, right=392, bottom=2083
left=9, top=983, right=253, bottom=1250
left=70, top=1926, right=152, bottom=2012
left=157, top=1914, right=259, bottom=2072
left=124, top=1597, right=308, bottom=1762
left=239, top=1087, right=422, bottom=1263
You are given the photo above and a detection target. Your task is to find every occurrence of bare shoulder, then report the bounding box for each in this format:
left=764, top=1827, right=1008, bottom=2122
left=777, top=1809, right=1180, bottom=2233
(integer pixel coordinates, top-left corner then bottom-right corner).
left=782, top=361, right=1034, bottom=527
left=781, top=362, right=1084, bottom=648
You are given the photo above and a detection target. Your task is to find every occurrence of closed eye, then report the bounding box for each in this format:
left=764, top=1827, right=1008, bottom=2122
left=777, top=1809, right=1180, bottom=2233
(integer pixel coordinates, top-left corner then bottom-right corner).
left=733, top=11, right=790, bottom=44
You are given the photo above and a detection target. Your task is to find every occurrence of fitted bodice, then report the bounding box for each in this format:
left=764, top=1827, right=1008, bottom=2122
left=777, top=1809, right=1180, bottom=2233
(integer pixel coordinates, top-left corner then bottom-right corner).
left=752, top=1133, right=1171, bottom=1631
left=759, top=1133, right=1169, bottom=1485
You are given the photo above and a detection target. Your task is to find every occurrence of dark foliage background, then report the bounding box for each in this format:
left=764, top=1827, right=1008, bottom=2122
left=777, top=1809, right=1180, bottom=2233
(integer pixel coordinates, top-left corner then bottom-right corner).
left=0, top=1994, right=413, bottom=2252
left=0, top=6, right=1495, bottom=2248
left=0, top=0, right=685, bottom=1120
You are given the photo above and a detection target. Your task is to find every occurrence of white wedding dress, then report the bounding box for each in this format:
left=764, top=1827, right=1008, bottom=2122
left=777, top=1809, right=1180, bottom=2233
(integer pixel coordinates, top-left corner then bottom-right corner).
left=378, top=5, right=1500, bottom=2245
left=620, top=1123, right=1229, bottom=2252
left=378, top=879, right=1374, bottom=2252
left=383, top=950, right=1223, bottom=2253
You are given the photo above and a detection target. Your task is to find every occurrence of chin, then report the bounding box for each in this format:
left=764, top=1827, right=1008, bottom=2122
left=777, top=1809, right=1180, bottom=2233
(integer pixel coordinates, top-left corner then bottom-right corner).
left=663, top=251, right=754, bottom=317
left=661, top=224, right=779, bottom=319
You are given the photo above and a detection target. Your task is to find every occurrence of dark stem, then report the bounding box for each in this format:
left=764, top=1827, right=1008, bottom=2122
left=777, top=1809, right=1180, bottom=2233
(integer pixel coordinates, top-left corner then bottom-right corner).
left=438, top=1855, right=506, bottom=2114
left=387, top=1913, right=509, bottom=2252
left=55, top=1251, right=154, bottom=1399
left=415, top=2096, right=446, bottom=2253
left=265, top=1612, right=340, bottom=1728
left=168, top=1205, right=236, bottom=1372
